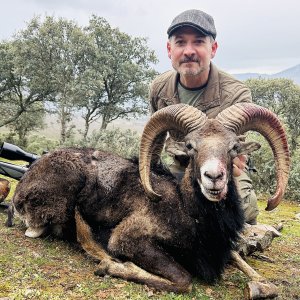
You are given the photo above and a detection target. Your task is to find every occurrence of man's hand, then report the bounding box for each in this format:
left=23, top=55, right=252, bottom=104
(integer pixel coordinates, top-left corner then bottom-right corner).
left=233, top=155, right=247, bottom=177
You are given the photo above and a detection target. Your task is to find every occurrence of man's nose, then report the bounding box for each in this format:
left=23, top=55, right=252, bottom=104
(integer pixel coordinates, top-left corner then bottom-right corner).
left=183, top=43, right=196, bottom=56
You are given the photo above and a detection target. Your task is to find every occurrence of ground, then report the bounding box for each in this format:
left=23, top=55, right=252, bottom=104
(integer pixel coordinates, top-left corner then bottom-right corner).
left=0, top=185, right=299, bottom=299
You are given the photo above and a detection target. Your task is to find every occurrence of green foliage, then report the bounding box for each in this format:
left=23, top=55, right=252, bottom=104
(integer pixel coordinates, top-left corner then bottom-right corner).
left=0, top=132, right=59, bottom=155
left=0, top=18, right=58, bottom=128
left=245, top=78, right=300, bottom=153
left=244, top=78, right=300, bottom=202
left=75, top=15, right=158, bottom=136
left=25, top=135, right=60, bottom=155
left=16, top=16, right=91, bottom=144
left=64, top=128, right=141, bottom=158
left=285, top=148, right=300, bottom=201
left=248, top=133, right=276, bottom=193
left=6, top=106, right=45, bottom=147
left=248, top=132, right=299, bottom=202
left=0, top=15, right=158, bottom=144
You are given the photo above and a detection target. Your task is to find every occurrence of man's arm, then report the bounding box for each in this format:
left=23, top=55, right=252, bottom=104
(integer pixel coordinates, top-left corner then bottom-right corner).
left=149, top=82, right=158, bottom=115
left=231, top=84, right=252, bottom=105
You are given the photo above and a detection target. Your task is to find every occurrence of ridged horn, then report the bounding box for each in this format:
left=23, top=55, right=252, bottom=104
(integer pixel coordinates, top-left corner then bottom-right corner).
left=139, top=104, right=207, bottom=200
left=216, top=103, right=290, bottom=211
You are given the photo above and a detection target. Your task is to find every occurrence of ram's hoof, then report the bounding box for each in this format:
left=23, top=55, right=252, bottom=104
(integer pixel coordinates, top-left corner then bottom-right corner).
left=25, top=226, right=47, bottom=238
left=94, top=259, right=110, bottom=277
left=244, top=280, right=278, bottom=299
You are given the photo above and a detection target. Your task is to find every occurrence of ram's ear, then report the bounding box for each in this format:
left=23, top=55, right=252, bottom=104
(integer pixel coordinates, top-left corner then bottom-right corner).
left=238, top=141, right=261, bottom=155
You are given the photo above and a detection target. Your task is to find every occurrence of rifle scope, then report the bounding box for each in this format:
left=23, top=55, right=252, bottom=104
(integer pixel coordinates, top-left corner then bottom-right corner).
left=0, top=142, right=39, bottom=163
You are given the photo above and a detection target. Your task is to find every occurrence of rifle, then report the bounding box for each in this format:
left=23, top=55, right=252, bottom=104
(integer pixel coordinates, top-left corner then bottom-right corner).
left=0, top=142, right=40, bottom=198
left=0, top=142, right=40, bottom=180
left=0, top=142, right=41, bottom=225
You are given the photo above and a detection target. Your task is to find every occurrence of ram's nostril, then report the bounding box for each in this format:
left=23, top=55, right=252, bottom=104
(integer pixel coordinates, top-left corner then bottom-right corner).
left=204, top=171, right=224, bottom=181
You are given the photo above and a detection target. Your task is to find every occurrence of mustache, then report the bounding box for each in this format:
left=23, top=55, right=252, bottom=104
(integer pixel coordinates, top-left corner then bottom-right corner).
left=180, top=57, right=200, bottom=64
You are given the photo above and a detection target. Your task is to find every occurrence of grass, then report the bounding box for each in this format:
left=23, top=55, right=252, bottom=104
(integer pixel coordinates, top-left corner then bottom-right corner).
left=0, top=179, right=299, bottom=299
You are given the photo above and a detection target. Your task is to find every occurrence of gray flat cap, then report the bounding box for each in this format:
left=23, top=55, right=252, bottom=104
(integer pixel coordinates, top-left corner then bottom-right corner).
left=167, top=9, right=217, bottom=39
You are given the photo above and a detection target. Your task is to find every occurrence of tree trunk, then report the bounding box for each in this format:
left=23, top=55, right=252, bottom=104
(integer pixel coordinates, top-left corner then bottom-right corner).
left=83, top=118, right=90, bottom=140
left=60, top=106, right=67, bottom=144
left=17, top=128, right=28, bottom=147
left=101, top=114, right=109, bottom=130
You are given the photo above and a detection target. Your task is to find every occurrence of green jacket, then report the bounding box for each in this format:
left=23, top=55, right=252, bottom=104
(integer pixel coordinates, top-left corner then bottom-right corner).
left=149, top=63, right=252, bottom=118
left=149, top=63, right=253, bottom=164
left=149, top=64, right=258, bottom=224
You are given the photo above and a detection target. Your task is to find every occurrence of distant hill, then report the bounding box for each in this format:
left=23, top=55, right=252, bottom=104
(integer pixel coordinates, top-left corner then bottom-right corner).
left=233, top=64, right=300, bottom=84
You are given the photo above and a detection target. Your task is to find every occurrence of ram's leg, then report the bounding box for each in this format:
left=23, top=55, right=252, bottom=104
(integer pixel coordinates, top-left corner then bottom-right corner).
left=231, top=251, right=263, bottom=281
left=75, top=209, right=191, bottom=293
left=75, top=209, right=111, bottom=261
left=107, top=219, right=192, bottom=293
left=5, top=203, right=14, bottom=227
left=120, top=240, right=192, bottom=293
left=231, top=251, right=278, bottom=299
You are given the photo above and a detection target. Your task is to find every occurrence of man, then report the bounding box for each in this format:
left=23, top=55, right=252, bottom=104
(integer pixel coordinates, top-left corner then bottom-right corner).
left=149, top=9, right=259, bottom=224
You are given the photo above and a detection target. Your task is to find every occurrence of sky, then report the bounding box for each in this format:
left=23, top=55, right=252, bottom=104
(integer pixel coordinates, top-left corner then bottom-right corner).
left=0, top=0, right=299, bottom=74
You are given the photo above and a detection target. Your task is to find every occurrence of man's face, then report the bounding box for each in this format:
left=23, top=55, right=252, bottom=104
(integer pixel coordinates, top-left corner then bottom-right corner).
left=167, top=27, right=218, bottom=78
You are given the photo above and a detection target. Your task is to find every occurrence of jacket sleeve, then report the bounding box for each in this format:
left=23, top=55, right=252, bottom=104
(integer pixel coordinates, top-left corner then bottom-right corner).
left=231, top=84, right=253, bottom=104
left=148, top=81, right=158, bottom=115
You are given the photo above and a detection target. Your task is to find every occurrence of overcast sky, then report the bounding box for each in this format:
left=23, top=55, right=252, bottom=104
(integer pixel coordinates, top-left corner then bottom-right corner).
left=1, top=0, right=299, bottom=74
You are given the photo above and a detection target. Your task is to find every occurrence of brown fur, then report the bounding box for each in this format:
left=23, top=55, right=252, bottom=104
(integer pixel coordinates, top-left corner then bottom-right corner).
left=11, top=123, right=268, bottom=294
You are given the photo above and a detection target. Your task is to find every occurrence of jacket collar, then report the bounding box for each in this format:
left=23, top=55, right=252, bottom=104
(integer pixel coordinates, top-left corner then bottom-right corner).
left=166, top=62, right=221, bottom=108
left=200, top=63, right=221, bottom=105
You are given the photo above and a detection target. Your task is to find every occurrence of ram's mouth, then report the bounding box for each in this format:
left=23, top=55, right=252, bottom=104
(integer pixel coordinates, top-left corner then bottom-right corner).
left=206, top=188, right=222, bottom=196
left=197, top=179, right=227, bottom=202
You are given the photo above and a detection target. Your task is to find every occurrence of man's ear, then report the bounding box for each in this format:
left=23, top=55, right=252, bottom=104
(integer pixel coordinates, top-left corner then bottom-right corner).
left=210, top=41, right=218, bottom=59
left=238, top=141, right=261, bottom=155
left=167, top=41, right=172, bottom=59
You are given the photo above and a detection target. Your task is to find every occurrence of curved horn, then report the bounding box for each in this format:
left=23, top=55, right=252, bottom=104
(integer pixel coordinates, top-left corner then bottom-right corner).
left=216, top=103, right=290, bottom=211
left=139, top=104, right=207, bottom=200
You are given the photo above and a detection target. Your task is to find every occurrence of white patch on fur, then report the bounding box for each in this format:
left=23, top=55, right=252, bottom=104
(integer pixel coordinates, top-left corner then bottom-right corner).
left=25, top=226, right=47, bottom=238
left=198, top=158, right=228, bottom=202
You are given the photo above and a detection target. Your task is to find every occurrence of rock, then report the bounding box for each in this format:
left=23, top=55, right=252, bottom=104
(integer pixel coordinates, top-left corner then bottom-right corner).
left=238, top=223, right=281, bottom=256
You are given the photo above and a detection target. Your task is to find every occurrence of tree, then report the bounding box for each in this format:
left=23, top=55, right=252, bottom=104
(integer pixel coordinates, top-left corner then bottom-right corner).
left=16, top=16, right=92, bottom=144
left=75, top=16, right=158, bottom=135
left=0, top=39, right=52, bottom=128
left=245, top=78, right=300, bottom=202
left=1, top=15, right=158, bottom=142
left=245, top=78, right=300, bottom=152
left=6, top=104, right=45, bottom=147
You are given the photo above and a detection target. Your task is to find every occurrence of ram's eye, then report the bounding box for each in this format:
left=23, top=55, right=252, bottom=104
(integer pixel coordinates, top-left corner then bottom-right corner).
left=229, top=143, right=240, bottom=157
left=186, top=143, right=193, bottom=150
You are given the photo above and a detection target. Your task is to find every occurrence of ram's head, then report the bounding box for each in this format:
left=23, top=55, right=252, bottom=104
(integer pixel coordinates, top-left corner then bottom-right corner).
left=139, top=103, right=290, bottom=211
